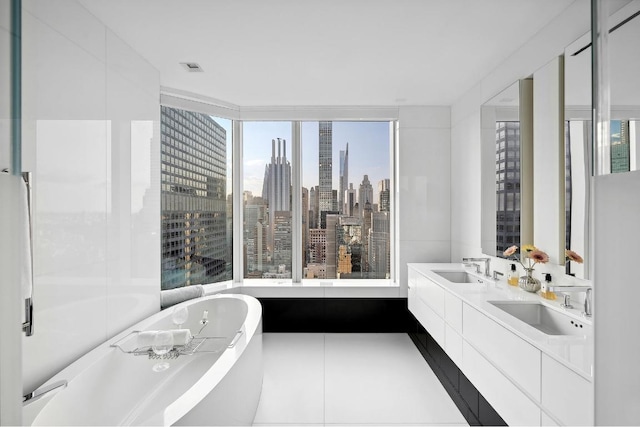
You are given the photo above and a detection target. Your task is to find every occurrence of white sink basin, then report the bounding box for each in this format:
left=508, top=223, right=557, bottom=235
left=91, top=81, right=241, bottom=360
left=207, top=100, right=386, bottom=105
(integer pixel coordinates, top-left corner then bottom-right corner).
left=433, top=270, right=487, bottom=284
left=489, top=301, right=590, bottom=336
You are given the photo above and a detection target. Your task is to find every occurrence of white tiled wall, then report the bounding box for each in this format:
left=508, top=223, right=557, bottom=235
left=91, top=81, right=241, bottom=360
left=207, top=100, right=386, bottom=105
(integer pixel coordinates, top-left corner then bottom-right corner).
left=21, top=0, right=160, bottom=394
left=593, top=170, right=640, bottom=424
left=0, top=4, right=23, bottom=421
left=397, top=106, right=451, bottom=296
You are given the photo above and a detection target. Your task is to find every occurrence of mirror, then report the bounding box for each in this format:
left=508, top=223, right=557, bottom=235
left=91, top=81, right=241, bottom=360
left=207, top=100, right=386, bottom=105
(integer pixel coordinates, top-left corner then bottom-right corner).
left=564, top=3, right=640, bottom=278
left=481, top=80, right=533, bottom=258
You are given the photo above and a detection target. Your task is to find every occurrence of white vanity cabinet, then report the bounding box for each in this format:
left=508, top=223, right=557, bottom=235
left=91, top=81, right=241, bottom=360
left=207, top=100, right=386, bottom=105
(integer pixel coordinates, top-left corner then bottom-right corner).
left=407, top=264, right=594, bottom=427
left=541, top=354, right=593, bottom=426
left=463, top=304, right=541, bottom=399
left=412, top=271, right=446, bottom=347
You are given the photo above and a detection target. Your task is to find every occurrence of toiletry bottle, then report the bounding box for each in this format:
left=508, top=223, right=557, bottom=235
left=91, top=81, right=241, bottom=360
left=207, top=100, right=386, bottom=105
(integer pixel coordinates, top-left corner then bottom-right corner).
left=507, top=264, right=518, bottom=286
left=539, top=273, right=557, bottom=300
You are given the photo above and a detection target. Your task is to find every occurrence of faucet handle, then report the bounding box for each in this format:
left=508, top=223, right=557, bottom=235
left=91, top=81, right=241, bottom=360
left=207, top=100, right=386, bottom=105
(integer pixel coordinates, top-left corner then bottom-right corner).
left=583, top=288, right=592, bottom=317
left=492, top=271, right=504, bottom=280
left=561, top=294, right=574, bottom=309
left=464, top=262, right=481, bottom=274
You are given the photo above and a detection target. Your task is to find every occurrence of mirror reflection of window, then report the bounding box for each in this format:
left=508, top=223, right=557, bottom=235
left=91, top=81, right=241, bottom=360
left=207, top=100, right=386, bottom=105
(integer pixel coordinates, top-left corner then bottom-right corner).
left=564, top=120, right=590, bottom=278
left=610, top=120, right=633, bottom=173
left=495, top=121, right=521, bottom=256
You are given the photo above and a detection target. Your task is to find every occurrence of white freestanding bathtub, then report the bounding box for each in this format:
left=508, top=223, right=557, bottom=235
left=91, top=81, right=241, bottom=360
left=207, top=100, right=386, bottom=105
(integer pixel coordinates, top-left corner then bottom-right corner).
left=25, top=294, right=263, bottom=426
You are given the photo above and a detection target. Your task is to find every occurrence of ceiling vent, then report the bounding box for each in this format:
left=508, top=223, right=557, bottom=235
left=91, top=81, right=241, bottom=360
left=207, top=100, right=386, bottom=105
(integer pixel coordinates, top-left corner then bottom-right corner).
left=180, top=62, right=204, bottom=72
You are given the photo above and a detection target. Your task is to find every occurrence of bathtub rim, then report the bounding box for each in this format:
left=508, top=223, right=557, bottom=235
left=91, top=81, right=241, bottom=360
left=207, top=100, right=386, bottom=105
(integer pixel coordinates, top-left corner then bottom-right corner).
left=25, top=294, right=262, bottom=426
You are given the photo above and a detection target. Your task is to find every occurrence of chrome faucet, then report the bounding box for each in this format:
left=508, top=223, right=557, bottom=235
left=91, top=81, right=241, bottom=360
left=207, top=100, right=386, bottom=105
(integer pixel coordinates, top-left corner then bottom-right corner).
left=462, top=257, right=491, bottom=278
left=548, top=285, right=592, bottom=317
left=463, top=262, right=481, bottom=274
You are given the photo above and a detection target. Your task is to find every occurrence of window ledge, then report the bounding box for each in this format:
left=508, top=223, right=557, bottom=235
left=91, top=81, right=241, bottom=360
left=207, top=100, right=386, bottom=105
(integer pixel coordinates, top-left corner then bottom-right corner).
left=202, top=279, right=401, bottom=299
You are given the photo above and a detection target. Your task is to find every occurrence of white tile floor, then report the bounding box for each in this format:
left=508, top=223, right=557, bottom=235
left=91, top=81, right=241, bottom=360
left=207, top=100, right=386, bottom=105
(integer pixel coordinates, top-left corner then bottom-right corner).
left=253, top=333, right=468, bottom=426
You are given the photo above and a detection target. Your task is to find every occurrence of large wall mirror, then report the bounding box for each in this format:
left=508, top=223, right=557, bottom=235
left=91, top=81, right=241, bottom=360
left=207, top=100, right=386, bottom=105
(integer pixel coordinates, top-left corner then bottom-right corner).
left=564, top=2, right=640, bottom=278
left=481, top=80, right=533, bottom=258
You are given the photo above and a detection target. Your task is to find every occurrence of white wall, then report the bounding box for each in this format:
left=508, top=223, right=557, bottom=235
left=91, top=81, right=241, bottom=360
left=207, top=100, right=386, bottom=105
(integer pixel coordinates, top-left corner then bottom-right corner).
left=21, top=0, right=160, bottom=394
left=397, top=106, right=451, bottom=296
left=0, top=3, right=24, bottom=422
left=593, top=170, right=640, bottom=424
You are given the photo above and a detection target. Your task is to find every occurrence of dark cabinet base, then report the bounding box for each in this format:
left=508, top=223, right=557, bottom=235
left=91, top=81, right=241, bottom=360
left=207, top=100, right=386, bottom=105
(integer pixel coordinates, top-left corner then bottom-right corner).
left=408, top=318, right=507, bottom=426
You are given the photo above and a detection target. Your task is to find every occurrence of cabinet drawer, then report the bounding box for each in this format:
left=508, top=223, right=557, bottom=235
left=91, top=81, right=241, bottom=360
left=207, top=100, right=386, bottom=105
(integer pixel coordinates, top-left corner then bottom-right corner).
left=416, top=275, right=445, bottom=318
left=541, top=354, right=593, bottom=426
left=444, top=291, right=463, bottom=333
left=408, top=267, right=419, bottom=287
left=411, top=297, right=445, bottom=347
left=463, top=341, right=541, bottom=426
left=445, top=324, right=463, bottom=367
left=463, top=303, right=541, bottom=400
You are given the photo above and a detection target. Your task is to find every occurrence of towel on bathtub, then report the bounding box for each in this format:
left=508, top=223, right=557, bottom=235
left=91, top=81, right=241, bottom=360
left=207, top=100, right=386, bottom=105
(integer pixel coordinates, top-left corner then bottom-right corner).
left=137, top=329, right=193, bottom=349
left=160, top=285, right=205, bottom=309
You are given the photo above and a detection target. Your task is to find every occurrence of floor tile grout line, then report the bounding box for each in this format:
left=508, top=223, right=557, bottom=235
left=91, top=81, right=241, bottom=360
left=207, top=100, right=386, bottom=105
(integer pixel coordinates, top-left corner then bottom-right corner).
left=323, top=332, right=326, bottom=427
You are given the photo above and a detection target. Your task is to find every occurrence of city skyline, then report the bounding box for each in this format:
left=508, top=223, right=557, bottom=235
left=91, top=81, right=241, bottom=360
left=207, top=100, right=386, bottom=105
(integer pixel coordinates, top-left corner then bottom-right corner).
left=241, top=121, right=391, bottom=201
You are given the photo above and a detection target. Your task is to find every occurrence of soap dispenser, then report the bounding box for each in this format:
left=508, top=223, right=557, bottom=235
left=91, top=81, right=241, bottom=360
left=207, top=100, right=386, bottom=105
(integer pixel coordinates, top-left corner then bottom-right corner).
left=507, top=264, right=518, bottom=286
left=539, top=273, right=557, bottom=300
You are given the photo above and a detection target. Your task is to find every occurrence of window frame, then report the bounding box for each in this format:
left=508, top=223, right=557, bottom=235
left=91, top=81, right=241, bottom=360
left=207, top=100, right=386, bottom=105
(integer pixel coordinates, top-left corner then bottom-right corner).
left=160, top=93, right=398, bottom=286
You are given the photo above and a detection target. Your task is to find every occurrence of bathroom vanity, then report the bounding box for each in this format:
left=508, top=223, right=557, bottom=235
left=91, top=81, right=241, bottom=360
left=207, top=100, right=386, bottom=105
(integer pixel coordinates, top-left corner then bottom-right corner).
left=408, top=263, right=593, bottom=426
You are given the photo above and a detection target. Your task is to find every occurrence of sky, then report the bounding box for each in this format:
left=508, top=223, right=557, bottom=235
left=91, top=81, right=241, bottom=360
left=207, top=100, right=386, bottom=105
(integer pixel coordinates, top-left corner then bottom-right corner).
left=238, top=120, right=391, bottom=202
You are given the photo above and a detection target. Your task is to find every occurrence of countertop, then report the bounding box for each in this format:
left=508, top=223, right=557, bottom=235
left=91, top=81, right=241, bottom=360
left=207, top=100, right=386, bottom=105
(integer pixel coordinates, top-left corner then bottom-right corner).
left=408, top=263, right=593, bottom=381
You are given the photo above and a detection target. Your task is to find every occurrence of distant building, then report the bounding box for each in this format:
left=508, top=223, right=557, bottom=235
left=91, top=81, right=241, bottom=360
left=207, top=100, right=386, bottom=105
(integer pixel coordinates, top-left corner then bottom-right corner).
left=359, top=175, right=374, bottom=216
left=495, top=121, right=521, bottom=255
left=345, top=184, right=357, bottom=217
left=369, top=211, right=390, bottom=279
left=611, top=120, right=630, bottom=173
left=160, top=106, right=229, bottom=290
left=319, top=121, right=333, bottom=227
left=308, top=228, right=327, bottom=264
left=379, top=179, right=390, bottom=212
left=339, top=143, right=349, bottom=214
left=262, top=138, right=291, bottom=211
left=261, top=138, right=292, bottom=270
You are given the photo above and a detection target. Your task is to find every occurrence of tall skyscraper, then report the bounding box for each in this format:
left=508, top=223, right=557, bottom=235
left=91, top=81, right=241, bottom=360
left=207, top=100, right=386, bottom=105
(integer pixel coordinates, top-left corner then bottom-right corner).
left=318, top=121, right=333, bottom=227
left=262, top=138, right=291, bottom=211
left=369, top=211, right=390, bottom=279
left=160, top=106, right=229, bottom=290
left=345, top=184, right=357, bottom=217
left=273, top=211, right=292, bottom=275
left=244, top=199, right=267, bottom=275
left=302, top=187, right=309, bottom=265
left=325, top=213, right=339, bottom=278
left=611, top=120, right=630, bottom=173
left=361, top=200, right=373, bottom=273
left=309, top=186, right=319, bottom=229
left=261, top=138, right=292, bottom=268
left=359, top=175, right=374, bottom=216
left=495, top=121, right=521, bottom=255
left=378, top=179, right=390, bottom=212
left=339, top=143, right=349, bottom=214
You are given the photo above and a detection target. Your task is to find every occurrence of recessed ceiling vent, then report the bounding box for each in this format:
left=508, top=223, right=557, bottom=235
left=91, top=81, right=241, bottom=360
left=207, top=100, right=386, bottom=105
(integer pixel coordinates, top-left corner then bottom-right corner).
left=180, top=62, right=204, bottom=72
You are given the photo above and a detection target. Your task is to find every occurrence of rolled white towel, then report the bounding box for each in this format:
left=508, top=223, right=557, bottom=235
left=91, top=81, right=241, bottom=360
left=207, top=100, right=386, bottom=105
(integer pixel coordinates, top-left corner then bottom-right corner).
left=160, top=285, right=204, bottom=309
left=137, top=329, right=193, bottom=349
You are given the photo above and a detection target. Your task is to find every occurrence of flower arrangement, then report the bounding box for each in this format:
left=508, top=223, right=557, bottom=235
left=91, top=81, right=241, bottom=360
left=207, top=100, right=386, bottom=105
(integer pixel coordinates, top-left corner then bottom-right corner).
left=565, top=249, right=583, bottom=264
left=503, top=244, right=549, bottom=270
left=503, top=244, right=549, bottom=292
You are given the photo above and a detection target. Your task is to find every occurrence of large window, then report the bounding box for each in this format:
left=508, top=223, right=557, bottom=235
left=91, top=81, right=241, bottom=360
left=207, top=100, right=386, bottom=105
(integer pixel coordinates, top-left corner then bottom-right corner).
left=302, top=121, right=391, bottom=280
left=161, top=110, right=394, bottom=286
left=242, top=122, right=293, bottom=279
left=160, top=107, right=232, bottom=289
